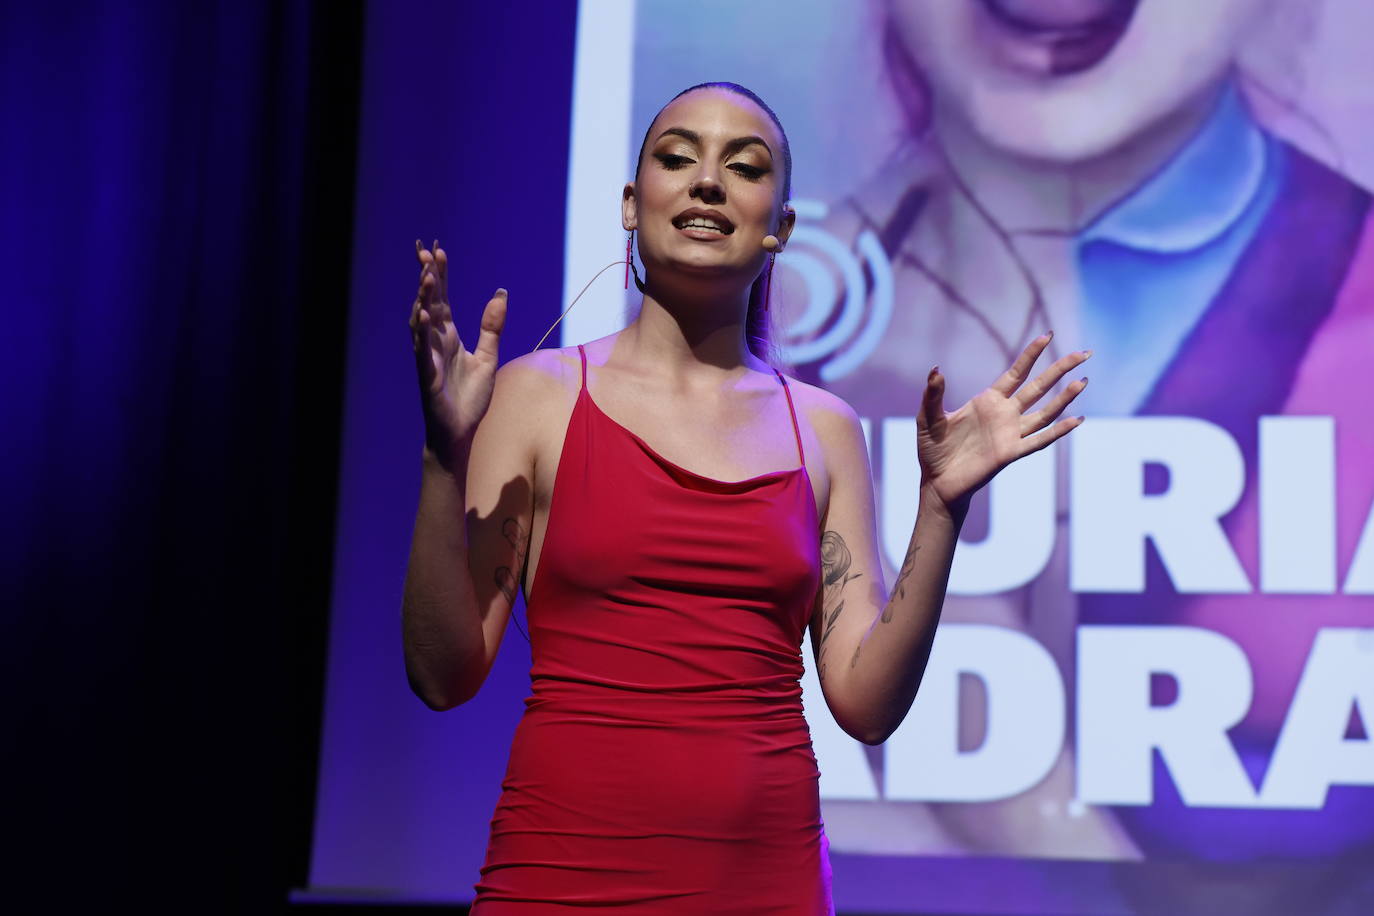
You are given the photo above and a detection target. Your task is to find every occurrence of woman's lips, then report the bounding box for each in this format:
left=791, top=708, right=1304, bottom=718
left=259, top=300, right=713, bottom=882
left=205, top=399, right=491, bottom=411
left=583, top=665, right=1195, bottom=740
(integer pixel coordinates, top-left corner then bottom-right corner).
left=976, top=0, right=1139, bottom=76
left=677, top=227, right=729, bottom=241
left=672, top=208, right=735, bottom=240
left=984, top=0, right=1126, bottom=31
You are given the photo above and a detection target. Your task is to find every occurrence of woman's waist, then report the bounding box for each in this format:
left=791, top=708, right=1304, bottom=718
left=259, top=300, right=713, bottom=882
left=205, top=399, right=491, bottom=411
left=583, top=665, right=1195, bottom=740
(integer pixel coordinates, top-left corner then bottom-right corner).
left=507, top=692, right=821, bottom=786
left=496, top=717, right=823, bottom=842
left=523, top=673, right=808, bottom=723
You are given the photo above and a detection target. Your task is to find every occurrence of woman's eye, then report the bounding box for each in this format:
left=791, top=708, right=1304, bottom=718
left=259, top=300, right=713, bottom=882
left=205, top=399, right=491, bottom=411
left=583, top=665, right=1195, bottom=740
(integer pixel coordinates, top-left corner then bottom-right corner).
left=729, top=163, right=767, bottom=180
left=654, top=153, right=692, bottom=169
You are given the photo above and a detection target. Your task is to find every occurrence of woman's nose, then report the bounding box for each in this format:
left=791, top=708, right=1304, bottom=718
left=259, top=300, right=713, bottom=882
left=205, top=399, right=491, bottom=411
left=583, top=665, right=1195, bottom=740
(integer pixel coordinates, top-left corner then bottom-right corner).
left=689, top=173, right=725, bottom=203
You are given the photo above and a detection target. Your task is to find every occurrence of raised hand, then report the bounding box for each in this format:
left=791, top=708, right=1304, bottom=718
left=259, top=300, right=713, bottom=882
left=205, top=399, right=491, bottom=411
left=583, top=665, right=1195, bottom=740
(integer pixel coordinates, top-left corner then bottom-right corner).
left=916, top=333, right=1089, bottom=516
left=409, top=239, right=507, bottom=472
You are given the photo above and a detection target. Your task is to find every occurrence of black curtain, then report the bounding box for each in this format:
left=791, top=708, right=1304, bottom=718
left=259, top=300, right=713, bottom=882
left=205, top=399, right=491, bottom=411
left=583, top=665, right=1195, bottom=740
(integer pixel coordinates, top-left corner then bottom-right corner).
left=2, top=2, right=361, bottom=909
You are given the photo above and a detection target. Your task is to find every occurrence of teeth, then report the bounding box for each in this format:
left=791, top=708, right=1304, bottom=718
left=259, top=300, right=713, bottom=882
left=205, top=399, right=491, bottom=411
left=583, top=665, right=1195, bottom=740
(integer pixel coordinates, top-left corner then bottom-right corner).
left=680, top=217, right=727, bottom=233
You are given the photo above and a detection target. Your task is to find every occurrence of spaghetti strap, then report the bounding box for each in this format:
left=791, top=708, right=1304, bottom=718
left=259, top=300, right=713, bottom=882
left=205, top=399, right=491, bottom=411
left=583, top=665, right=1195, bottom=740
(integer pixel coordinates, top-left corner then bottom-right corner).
left=773, top=370, right=805, bottom=466
left=577, top=344, right=587, bottom=391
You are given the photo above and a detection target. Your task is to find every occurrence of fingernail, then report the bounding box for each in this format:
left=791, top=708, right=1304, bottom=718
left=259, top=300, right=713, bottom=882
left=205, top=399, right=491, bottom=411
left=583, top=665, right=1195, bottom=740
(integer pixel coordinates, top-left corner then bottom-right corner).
left=1081, top=349, right=1093, bottom=358
left=1045, top=330, right=1054, bottom=339
left=1080, top=376, right=1089, bottom=384
left=495, top=287, right=508, bottom=296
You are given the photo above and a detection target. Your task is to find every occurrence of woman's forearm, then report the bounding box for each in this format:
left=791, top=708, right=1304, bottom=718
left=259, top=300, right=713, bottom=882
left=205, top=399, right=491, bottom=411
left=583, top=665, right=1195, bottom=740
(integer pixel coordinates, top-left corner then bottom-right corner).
left=401, top=446, right=487, bottom=710
left=847, top=482, right=967, bottom=743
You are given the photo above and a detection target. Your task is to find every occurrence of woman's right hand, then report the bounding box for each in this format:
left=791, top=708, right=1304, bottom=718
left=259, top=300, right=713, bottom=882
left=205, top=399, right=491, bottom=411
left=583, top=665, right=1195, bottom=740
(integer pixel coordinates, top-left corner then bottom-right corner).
left=409, top=239, right=507, bottom=473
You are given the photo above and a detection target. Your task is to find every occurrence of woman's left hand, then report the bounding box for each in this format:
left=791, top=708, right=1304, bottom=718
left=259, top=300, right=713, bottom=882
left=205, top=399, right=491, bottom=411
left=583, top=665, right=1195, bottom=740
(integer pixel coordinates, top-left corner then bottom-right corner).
left=917, top=333, right=1090, bottom=518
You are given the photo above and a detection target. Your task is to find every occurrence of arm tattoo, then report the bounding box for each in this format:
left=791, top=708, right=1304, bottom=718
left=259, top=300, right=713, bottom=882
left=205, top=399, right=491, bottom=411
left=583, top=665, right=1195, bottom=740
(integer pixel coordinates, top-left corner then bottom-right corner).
left=821, top=530, right=856, bottom=586
left=885, top=538, right=922, bottom=622
left=494, top=517, right=529, bottom=604
left=817, top=531, right=862, bottom=682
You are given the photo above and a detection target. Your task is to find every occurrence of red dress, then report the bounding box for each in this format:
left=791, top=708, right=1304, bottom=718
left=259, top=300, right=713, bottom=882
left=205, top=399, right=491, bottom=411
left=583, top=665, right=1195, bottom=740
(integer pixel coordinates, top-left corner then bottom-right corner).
left=471, top=345, right=834, bottom=914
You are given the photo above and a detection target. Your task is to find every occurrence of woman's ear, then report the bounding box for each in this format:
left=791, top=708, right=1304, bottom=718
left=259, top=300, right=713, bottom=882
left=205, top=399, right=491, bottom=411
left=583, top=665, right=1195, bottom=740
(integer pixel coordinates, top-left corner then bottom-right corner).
left=775, top=205, right=797, bottom=251
left=622, top=182, right=638, bottom=231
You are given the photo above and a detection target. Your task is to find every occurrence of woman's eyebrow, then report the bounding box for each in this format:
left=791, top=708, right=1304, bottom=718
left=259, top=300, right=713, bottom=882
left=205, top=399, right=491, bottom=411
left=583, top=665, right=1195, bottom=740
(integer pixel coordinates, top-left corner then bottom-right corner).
left=653, top=127, right=773, bottom=159
left=724, top=135, right=772, bottom=158
left=654, top=127, right=700, bottom=145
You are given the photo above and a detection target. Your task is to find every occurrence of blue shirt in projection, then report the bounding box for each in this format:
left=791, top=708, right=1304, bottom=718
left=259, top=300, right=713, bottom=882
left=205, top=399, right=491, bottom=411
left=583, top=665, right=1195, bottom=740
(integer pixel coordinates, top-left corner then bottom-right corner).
left=1075, top=82, right=1286, bottom=416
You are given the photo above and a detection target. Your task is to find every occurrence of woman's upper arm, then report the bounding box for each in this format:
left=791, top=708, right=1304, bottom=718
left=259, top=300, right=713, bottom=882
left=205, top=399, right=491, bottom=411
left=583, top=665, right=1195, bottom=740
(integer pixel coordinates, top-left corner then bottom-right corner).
left=805, top=388, right=889, bottom=740
left=461, top=351, right=559, bottom=676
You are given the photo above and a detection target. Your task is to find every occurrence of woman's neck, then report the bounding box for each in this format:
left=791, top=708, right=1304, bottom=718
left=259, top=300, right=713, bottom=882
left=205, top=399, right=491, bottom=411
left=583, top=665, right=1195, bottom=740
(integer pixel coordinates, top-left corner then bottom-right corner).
left=618, top=288, right=762, bottom=380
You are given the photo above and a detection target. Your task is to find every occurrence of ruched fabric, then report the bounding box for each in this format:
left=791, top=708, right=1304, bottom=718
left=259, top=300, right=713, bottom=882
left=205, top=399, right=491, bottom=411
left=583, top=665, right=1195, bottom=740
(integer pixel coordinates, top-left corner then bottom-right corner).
left=471, top=345, right=833, bottom=914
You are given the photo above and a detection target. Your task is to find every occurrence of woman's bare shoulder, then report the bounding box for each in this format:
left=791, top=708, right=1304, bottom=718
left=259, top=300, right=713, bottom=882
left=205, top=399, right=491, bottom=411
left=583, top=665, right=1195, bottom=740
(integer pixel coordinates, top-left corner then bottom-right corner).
left=494, top=346, right=579, bottom=400
left=774, top=374, right=872, bottom=514
left=475, top=348, right=582, bottom=449
left=497, top=330, right=624, bottom=391
left=776, top=372, right=862, bottom=437
left=774, top=372, right=870, bottom=482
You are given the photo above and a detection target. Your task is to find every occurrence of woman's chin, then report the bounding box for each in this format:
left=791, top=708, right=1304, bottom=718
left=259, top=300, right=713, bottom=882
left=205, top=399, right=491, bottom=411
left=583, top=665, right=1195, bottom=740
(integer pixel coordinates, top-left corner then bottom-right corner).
left=658, top=252, right=760, bottom=285
left=961, top=97, right=1148, bottom=163
left=948, top=76, right=1211, bottom=165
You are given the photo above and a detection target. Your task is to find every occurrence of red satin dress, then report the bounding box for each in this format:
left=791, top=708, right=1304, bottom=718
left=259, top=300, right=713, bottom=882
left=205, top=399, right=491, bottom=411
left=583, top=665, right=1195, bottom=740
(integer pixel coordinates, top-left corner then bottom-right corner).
left=471, top=345, right=834, bottom=914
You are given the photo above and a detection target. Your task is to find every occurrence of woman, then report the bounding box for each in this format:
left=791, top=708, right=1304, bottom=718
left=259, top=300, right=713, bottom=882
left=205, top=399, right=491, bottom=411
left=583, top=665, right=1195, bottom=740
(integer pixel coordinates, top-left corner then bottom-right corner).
left=401, top=82, right=1089, bottom=913
left=783, top=0, right=1374, bottom=872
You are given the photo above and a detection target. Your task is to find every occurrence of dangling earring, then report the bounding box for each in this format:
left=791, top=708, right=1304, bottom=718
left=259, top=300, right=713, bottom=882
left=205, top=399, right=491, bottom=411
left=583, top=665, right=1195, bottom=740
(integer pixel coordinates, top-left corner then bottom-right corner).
left=624, top=229, right=634, bottom=290
left=762, top=252, right=776, bottom=312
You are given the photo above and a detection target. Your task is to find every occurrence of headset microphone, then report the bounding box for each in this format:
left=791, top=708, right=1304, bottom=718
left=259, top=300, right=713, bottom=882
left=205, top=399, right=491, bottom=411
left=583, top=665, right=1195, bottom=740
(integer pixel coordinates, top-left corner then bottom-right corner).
left=761, top=235, right=780, bottom=252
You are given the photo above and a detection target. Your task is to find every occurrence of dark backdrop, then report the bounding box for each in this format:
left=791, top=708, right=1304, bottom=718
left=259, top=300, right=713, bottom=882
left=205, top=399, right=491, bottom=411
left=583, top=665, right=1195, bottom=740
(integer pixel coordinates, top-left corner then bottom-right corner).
left=1, top=1, right=574, bottom=911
